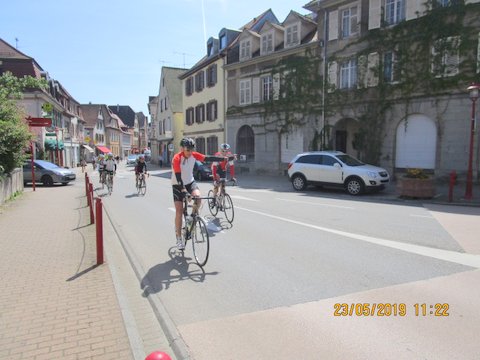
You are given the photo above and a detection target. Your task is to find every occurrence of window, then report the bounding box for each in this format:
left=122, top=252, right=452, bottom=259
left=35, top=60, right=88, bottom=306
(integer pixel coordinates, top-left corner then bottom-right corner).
left=207, top=136, right=218, bottom=154
left=319, top=155, right=339, bottom=166
left=239, top=79, right=251, bottom=105
left=195, top=137, right=205, bottom=154
left=341, top=5, right=358, bottom=38
left=165, top=97, right=168, bottom=110
left=262, top=76, right=273, bottom=101
left=186, top=107, right=194, bottom=126
left=286, top=25, right=299, bottom=47
left=236, top=125, right=255, bottom=161
left=220, top=34, right=227, bottom=49
left=207, top=43, right=213, bottom=57
left=240, top=40, right=251, bottom=60
left=195, top=104, right=205, bottom=123
left=261, top=32, right=274, bottom=54
left=207, top=64, right=217, bottom=87
left=185, top=77, right=193, bottom=96
left=384, top=51, right=401, bottom=83
left=296, top=155, right=321, bottom=164
left=431, top=36, right=460, bottom=77
left=195, top=71, right=205, bottom=92
left=206, top=100, right=218, bottom=121
left=385, top=0, right=405, bottom=26
left=340, top=59, right=357, bottom=89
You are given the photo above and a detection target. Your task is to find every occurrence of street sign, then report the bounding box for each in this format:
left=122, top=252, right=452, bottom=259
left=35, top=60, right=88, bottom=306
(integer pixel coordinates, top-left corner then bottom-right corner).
left=27, top=117, right=52, bottom=127
left=168, top=143, right=174, bottom=152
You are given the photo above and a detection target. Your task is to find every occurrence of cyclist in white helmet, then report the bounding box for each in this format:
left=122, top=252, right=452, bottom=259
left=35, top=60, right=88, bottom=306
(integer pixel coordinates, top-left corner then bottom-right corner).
left=211, top=143, right=236, bottom=198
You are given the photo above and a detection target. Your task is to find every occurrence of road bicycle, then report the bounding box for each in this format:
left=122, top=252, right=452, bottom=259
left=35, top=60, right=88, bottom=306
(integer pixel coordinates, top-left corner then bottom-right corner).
left=180, top=194, right=211, bottom=267
left=208, top=178, right=236, bottom=224
left=136, top=173, right=147, bottom=196
left=106, top=171, right=114, bottom=195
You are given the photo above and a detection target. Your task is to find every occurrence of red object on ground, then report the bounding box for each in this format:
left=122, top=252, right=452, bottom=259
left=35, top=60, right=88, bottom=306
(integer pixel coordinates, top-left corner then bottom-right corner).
left=145, top=351, right=172, bottom=360
left=95, top=197, right=103, bottom=265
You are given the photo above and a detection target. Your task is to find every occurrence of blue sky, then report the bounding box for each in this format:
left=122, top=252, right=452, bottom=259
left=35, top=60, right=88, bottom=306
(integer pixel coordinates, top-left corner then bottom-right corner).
left=2, top=0, right=311, bottom=118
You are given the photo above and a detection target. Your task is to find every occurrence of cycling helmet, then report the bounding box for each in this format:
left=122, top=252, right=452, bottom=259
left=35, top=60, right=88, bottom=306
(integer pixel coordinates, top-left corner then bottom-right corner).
left=180, top=137, right=195, bottom=149
left=98, top=154, right=105, bottom=158
left=220, top=143, right=230, bottom=151
left=145, top=351, right=172, bottom=360
left=138, top=155, right=145, bottom=160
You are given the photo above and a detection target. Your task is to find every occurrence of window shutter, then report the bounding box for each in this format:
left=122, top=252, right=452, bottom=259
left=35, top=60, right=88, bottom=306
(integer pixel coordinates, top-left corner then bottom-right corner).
left=406, top=1, right=421, bottom=21
left=357, top=55, right=367, bottom=88
left=366, top=52, right=379, bottom=87
left=368, top=0, right=381, bottom=30
left=272, top=73, right=280, bottom=100
left=252, top=77, right=260, bottom=103
left=350, top=6, right=358, bottom=35
left=328, top=10, right=338, bottom=41
left=477, top=32, right=480, bottom=73
left=327, top=61, right=337, bottom=92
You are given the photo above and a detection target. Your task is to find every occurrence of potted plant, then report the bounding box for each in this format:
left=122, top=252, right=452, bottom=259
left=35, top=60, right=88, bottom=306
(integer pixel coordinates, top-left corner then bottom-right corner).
left=396, top=168, right=436, bottom=199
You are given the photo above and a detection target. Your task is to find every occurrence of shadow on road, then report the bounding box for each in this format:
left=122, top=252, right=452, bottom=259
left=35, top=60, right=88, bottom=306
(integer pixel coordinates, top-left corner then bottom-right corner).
left=140, top=247, right=219, bottom=296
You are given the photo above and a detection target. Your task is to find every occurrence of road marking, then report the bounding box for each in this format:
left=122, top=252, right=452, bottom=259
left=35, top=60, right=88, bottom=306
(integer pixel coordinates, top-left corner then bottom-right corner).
left=236, top=206, right=480, bottom=269
left=410, top=214, right=434, bottom=219
left=230, top=195, right=259, bottom=202
left=276, top=198, right=354, bottom=209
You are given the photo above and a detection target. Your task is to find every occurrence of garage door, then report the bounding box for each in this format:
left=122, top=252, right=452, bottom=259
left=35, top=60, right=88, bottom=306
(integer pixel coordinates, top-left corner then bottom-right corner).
left=395, top=114, right=436, bottom=169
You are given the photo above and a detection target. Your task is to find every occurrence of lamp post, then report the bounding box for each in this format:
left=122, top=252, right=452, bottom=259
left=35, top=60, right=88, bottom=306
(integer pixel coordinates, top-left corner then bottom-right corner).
left=465, top=83, right=480, bottom=200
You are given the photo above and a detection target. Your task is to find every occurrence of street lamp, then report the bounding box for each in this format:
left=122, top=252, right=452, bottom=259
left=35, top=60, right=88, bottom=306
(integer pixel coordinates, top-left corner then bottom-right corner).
left=465, top=83, right=480, bottom=200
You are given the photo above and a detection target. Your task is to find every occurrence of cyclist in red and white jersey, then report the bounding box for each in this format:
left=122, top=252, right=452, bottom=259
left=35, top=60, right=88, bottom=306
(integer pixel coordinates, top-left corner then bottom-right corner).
left=171, top=137, right=227, bottom=250
left=211, top=143, right=236, bottom=198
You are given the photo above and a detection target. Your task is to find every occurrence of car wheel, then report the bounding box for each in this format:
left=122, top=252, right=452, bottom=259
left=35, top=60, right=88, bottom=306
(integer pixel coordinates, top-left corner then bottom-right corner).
left=346, top=177, right=364, bottom=195
left=41, top=175, right=54, bottom=187
left=291, top=174, right=307, bottom=191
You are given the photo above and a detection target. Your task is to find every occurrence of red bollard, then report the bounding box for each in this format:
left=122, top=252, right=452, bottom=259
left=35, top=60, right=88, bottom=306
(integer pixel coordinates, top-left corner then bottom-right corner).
left=95, top=197, right=104, bottom=265
left=448, top=170, right=457, bottom=202
left=145, top=351, right=172, bottom=360
left=89, top=182, right=95, bottom=224
left=85, top=173, right=89, bottom=197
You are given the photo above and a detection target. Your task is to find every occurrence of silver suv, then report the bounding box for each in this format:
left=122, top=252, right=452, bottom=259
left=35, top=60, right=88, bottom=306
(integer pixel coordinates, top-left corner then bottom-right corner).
left=287, top=151, right=390, bottom=195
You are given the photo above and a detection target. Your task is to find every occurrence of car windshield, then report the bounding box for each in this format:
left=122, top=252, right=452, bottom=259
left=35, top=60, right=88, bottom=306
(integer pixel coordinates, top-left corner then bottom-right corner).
left=336, top=154, right=364, bottom=166
left=128, top=155, right=137, bottom=160
left=35, top=160, right=60, bottom=169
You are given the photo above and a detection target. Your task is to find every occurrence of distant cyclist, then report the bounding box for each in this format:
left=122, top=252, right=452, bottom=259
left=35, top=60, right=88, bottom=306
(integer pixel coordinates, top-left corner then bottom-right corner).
left=135, top=155, right=148, bottom=186
left=211, top=143, right=236, bottom=199
left=104, top=153, right=117, bottom=189
left=97, top=154, right=106, bottom=185
left=171, top=137, right=228, bottom=250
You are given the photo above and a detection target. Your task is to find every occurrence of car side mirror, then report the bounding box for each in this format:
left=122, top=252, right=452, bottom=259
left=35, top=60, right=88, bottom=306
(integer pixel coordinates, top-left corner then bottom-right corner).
left=334, top=163, right=342, bottom=168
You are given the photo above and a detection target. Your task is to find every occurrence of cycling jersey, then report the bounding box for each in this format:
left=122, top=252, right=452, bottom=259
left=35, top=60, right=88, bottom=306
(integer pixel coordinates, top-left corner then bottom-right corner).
left=135, top=161, right=147, bottom=174
left=104, top=159, right=116, bottom=172
left=212, top=151, right=235, bottom=179
left=171, top=151, right=206, bottom=186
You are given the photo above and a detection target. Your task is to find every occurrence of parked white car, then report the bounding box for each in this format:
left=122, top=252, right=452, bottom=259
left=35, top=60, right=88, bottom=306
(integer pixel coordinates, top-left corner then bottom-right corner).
left=287, top=151, right=390, bottom=195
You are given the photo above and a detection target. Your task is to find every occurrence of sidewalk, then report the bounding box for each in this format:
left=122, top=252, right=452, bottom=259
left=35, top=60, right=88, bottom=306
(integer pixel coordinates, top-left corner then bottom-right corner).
left=0, top=168, right=174, bottom=360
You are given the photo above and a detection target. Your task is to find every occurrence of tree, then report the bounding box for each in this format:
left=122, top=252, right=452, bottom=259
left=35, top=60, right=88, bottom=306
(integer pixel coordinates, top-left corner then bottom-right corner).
left=0, top=72, right=47, bottom=175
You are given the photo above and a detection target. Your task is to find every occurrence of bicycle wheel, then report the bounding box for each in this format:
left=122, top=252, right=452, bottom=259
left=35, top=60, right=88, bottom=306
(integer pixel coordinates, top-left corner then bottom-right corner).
left=207, top=190, right=218, bottom=216
left=139, top=178, right=146, bottom=196
left=107, top=175, right=113, bottom=195
left=223, top=193, right=234, bottom=223
left=191, top=216, right=209, bottom=267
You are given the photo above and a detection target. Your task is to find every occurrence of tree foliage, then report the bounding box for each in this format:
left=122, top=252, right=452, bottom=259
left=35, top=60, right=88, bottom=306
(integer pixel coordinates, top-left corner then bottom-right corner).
left=0, top=72, right=47, bottom=175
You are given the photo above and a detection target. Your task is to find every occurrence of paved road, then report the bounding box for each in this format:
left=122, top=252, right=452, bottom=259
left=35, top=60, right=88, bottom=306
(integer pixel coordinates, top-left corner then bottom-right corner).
left=93, top=163, right=480, bottom=360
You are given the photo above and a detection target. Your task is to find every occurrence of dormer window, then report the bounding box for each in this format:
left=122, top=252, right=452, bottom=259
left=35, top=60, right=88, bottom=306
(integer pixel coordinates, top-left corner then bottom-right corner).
left=261, top=32, right=274, bottom=55
left=240, top=39, right=251, bottom=61
left=285, top=24, right=299, bottom=47
left=207, top=42, right=213, bottom=56
left=220, top=34, right=227, bottom=49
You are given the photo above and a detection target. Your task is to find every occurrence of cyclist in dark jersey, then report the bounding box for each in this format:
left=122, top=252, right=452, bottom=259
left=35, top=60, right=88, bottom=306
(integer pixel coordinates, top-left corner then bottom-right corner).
left=135, top=155, right=148, bottom=187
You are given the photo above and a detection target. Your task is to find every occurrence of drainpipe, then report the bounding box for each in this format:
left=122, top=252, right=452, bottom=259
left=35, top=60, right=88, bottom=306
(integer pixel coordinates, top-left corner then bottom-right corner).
left=322, top=8, right=328, bottom=150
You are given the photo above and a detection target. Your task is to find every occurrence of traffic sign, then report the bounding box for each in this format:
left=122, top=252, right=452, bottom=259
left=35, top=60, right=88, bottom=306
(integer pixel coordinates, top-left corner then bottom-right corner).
left=27, top=117, right=52, bottom=127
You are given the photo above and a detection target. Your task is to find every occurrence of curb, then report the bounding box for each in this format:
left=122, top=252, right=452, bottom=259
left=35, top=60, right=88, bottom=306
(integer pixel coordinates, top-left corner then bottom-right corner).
left=100, top=196, right=191, bottom=360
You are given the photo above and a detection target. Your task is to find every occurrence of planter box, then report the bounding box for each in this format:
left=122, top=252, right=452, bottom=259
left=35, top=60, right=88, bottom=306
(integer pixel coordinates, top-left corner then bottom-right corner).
left=396, top=177, right=436, bottom=199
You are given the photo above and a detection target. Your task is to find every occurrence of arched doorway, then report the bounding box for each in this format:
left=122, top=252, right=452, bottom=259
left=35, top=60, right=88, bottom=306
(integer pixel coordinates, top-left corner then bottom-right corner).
left=236, top=125, right=255, bottom=161
left=395, top=114, right=437, bottom=169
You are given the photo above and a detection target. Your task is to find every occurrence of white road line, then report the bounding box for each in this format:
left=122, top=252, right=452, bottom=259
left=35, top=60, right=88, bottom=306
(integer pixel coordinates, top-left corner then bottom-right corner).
left=230, top=195, right=259, bottom=202
left=236, top=206, right=480, bottom=269
left=276, top=198, right=354, bottom=209
left=410, top=214, right=434, bottom=219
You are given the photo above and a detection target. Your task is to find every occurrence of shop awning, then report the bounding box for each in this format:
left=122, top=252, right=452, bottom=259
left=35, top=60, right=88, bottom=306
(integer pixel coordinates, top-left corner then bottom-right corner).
left=96, top=146, right=111, bottom=154
left=82, top=144, right=94, bottom=153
